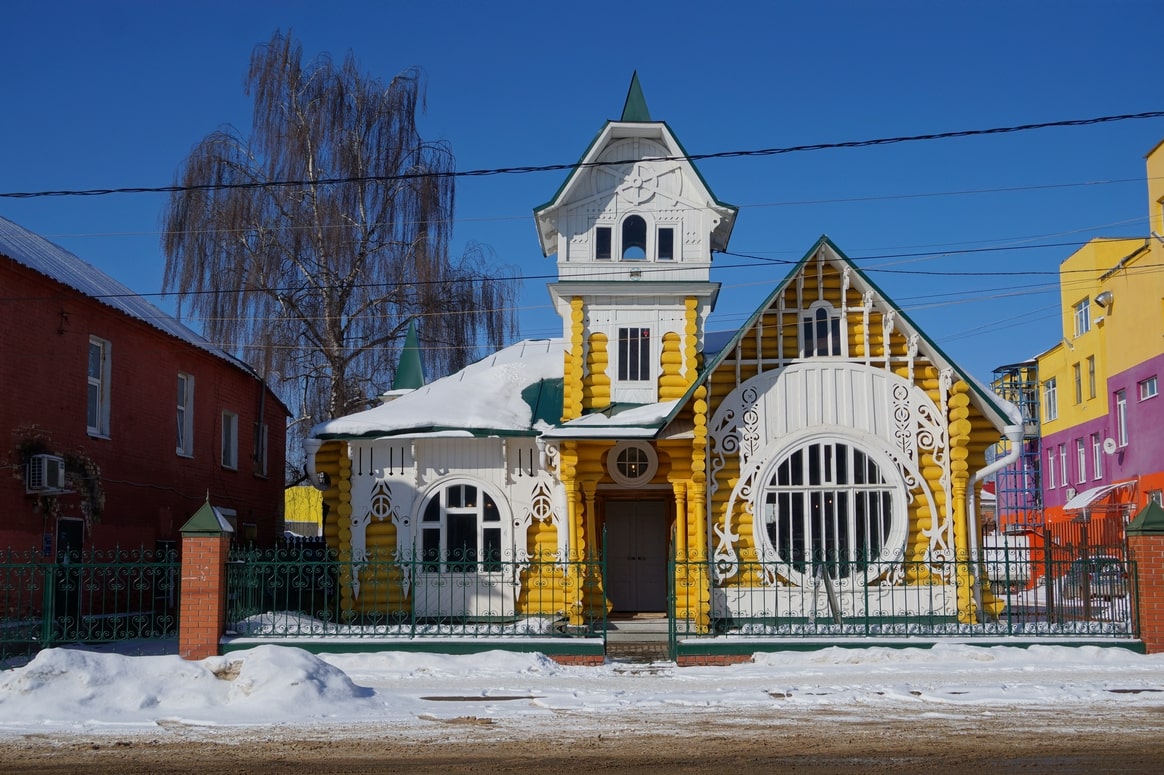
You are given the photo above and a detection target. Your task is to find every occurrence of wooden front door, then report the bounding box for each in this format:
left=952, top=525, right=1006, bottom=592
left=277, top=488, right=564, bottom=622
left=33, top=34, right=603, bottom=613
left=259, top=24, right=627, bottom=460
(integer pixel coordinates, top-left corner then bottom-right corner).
left=604, top=500, right=669, bottom=613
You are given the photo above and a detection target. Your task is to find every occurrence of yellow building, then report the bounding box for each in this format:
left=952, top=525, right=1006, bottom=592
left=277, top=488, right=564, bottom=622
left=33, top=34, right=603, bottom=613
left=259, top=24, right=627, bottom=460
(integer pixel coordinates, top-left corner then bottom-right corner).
left=283, top=485, right=323, bottom=538
left=1033, top=139, right=1164, bottom=541
left=305, top=77, right=1021, bottom=646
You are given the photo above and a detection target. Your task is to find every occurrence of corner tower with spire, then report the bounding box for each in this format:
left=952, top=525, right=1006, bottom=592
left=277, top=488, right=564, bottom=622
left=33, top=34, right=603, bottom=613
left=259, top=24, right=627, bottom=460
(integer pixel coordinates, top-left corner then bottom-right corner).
left=534, top=74, right=738, bottom=411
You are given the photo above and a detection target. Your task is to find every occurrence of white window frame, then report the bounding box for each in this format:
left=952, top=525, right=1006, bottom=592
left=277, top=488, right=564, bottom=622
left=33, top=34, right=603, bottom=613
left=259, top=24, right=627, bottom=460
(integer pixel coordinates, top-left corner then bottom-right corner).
left=1075, top=438, right=1086, bottom=485
left=800, top=301, right=845, bottom=358
left=656, top=225, right=675, bottom=261
left=221, top=411, right=238, bottom=469
left=1046, top=449, right=1056, bottom=489
left=1059, top=444, right=1067, bottom=487
left=1139, top=375, right=1158, bottom=401
left=1073, top=298, right=1091, bottom=337
left=1043, top=378, right=1058, bottom=422
left=1087, top=355, right=1096, bottom=400
left=755, top=438, right=906, bottom=587
left=177, top=373, right=194, bottom=457
left=419, top=481, right=508, bottom=574
left=87, top=336, right=111, bottom=437
left=1091, top=432, right=1103, bottom=481
left=1073, top=362, right=1082, bottom=404
left=594, top=226, right=612, bottom=260
left=607, top=441, right=659, bottom=487
left=616, top=326, right=652, bottom=382
left=1115, top=389, right=1128, bottom=447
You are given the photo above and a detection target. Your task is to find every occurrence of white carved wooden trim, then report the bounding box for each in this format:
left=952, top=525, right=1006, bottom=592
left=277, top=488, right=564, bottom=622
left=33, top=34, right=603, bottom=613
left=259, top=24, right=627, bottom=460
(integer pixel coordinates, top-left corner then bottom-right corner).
left=708, top=362, right=949, bottom=585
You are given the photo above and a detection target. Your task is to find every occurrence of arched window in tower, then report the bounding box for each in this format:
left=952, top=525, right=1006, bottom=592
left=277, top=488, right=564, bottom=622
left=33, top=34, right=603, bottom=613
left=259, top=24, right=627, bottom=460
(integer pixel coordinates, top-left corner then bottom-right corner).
left=621, top=215, right=647, bottom=260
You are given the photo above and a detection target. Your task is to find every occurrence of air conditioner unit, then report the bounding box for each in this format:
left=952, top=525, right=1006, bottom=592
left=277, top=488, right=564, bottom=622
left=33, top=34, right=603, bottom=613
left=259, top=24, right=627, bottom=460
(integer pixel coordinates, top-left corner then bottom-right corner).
left=1065, top=487, right=1077, bottom=500
left=26, top=454, right=66, bottom=493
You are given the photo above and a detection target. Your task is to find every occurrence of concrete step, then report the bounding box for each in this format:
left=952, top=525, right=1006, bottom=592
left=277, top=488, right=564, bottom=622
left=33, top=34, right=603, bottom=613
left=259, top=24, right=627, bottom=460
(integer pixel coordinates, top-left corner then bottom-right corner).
left=606, top=617, right=669, bottom=643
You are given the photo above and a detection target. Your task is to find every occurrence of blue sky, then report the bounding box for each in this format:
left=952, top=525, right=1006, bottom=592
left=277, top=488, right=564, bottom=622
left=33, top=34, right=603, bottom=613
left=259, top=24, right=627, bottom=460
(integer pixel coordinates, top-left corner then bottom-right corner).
left=4, top=0, right=1163, bottom=384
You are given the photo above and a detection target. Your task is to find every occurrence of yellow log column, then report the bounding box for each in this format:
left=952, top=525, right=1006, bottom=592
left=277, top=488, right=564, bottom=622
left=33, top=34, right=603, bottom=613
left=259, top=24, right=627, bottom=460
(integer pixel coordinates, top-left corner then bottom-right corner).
left=672, top=481, right=688, bottom=560
left=558, top=442, right=587, bottom=626
left=334, top=451, right=354, bottom=618
left=948, top=383, right=975, bottom=624
left=690, top=385, right=711, bottom=631
left=581, top=479, right=606, bottom=615
left=563, top=298, right=585, bottom=422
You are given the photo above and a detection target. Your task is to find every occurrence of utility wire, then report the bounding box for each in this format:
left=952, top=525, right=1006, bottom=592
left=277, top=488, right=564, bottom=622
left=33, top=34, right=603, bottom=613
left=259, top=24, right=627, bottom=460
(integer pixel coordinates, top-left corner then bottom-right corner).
left=3, top=110, right=1163, bottom=199
left=4, top=238, right=1157, bottom=309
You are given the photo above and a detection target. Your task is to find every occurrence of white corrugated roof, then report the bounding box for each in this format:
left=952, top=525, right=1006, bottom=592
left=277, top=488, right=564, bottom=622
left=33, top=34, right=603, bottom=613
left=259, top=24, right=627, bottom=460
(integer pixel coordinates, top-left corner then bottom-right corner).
left=0, top=215, right=252, bottom=373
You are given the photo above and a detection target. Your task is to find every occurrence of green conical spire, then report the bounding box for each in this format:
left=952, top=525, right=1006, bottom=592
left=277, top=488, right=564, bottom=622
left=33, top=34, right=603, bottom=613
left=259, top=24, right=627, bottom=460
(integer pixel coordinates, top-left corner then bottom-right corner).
left=392, top=320, right=426, bottom=391
left=620, top=71, right=651, bottom=122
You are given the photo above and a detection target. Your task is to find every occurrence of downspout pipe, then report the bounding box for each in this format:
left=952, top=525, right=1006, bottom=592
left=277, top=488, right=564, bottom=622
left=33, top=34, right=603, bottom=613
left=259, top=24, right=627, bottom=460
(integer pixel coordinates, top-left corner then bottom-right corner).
left=967, top=403, right=1026, bottom=617
left=303, top=437, right=329, bottom=492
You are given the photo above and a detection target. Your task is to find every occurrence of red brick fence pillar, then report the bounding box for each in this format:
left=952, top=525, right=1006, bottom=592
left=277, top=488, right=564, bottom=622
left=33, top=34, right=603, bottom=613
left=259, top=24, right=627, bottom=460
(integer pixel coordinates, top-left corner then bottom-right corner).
left=1127, top=501, right=1164, bottom=654
left=178, top=500, right=234, bottom=660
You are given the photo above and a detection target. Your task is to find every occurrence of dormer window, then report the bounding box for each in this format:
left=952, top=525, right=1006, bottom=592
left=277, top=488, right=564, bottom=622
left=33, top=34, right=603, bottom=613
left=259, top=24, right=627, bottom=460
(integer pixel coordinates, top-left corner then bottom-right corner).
left=618, top=327, right=651, bottom=381
left=802, top=302, right=843, bottom=357
left=592, top=216, right=677, bottom=262
left=622, top=216, right=647, bottom=260
left=595, top=227, right=612, bottom=260
left=657, top=227, right=674, bottom=260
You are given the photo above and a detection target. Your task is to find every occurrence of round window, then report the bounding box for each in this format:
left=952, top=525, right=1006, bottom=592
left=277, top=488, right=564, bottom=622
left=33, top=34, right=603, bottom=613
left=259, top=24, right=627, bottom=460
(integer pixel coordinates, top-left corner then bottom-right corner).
left=607, top=442, right=658, bottom=486
left=756, top=439, right=905, bottom=583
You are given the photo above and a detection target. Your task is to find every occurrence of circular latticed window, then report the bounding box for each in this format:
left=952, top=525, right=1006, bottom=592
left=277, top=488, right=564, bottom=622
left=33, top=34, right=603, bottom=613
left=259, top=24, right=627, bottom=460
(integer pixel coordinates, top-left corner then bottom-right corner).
left=607, top=441, right=658, bottom=487
left=757, top=440, right=905, bottom=583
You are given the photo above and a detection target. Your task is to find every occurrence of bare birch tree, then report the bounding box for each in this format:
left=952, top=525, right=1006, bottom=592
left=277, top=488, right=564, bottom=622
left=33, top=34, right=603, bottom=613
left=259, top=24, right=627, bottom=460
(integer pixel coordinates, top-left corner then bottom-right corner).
left=161, top=32, right=519, bottom=475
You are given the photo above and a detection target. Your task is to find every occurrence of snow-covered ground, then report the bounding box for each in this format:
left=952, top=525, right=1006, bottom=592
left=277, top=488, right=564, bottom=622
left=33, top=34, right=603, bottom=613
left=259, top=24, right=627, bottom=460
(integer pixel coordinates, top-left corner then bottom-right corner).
left=1, top=642, right=1163, bottom=740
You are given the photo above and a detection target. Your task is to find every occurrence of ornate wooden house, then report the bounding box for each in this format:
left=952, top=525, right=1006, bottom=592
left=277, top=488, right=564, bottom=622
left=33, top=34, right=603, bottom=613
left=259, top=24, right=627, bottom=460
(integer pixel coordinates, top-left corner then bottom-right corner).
left=306, top=76, right=1021, bottom=636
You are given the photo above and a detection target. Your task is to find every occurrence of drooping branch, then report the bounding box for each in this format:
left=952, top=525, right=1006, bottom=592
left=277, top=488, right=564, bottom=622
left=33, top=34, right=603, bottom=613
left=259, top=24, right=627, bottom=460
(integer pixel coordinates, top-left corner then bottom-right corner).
left=161, top=31, right=520, bottom=478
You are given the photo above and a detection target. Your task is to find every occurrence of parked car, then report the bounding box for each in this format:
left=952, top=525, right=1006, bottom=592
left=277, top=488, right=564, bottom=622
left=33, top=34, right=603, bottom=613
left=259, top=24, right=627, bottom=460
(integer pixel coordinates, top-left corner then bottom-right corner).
left=1059, top=556, right=1128, bottom=600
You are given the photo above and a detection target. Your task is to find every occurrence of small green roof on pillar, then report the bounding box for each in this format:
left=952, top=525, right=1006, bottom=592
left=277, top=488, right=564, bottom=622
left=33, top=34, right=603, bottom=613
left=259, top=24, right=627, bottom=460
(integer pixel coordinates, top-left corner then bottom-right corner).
left=180, top=497, right=235, bottom=536
left=392, top=320, right=426, bottom=391
left=1128, top=500, right=1164, bottom=535
left=621, top=72, right=652, bottom=122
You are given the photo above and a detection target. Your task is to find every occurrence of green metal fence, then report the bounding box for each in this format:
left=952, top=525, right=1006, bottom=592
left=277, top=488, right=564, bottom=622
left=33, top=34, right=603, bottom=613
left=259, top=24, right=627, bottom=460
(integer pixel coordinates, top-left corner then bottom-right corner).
left=671, top=551, right=1137, bottom=643
left=0, top=547, right=180, bottom=662
left=226, top=543, right=608, bottom=644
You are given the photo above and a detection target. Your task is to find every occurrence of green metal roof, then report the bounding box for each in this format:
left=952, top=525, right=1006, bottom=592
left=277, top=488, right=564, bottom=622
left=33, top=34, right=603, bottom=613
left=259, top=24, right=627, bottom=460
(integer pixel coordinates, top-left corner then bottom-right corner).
left=532, top=77, right=737, bottom=220
left=1128, top=500, right=1164, bottom=535
left=523, top=378, right=565, bottom=428
left=180, top=498, right=234, bottom=536
left=392, top=320, right=426, bottom=391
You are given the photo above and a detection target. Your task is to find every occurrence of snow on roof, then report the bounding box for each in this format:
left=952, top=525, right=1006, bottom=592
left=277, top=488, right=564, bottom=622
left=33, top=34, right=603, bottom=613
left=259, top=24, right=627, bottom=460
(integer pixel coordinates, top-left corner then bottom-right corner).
left=544, top=399, right=680, bottom=439
left=0, top=215, right=252, bottom=374
left=312, top=339, right=567, bottom=439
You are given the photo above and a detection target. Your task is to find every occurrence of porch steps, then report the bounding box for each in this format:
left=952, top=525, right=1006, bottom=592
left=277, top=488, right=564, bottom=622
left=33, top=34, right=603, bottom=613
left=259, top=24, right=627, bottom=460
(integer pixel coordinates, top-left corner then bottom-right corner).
left=606, top=615, right=670, bottom=664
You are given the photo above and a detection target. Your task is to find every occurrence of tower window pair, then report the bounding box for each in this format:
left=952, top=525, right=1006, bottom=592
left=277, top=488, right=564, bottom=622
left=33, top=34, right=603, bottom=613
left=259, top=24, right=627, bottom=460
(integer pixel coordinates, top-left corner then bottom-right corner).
left=596, top=216, right=674, bottom=261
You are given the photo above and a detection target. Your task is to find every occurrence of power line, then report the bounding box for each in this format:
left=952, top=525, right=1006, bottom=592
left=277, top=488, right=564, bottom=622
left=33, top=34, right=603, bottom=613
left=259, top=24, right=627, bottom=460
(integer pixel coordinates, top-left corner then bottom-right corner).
left=3, top=110, right=1163, bottom=200
left=4, top=238, right=1157, bottom=311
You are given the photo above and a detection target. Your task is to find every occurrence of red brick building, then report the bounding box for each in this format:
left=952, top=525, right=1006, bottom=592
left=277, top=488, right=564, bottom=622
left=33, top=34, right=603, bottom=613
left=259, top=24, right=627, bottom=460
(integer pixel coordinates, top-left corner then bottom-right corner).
left=0, top=215, right=287, bottom=558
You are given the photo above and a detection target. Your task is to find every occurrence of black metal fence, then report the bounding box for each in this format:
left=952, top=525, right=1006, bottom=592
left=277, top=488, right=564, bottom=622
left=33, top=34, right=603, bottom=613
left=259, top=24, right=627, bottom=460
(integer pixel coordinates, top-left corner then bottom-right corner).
left=0, top=547, right=180, bottom=663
